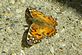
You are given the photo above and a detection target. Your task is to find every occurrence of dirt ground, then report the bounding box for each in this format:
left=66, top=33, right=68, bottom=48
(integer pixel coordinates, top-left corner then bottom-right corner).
left=0, top=0, right=82, bottom=55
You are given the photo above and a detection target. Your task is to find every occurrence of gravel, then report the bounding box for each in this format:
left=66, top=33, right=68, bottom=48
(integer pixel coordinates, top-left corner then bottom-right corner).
left=0, top=0, right=82, bottom=55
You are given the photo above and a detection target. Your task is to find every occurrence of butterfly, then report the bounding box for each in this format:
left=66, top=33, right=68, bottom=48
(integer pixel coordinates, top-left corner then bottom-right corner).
left=21, top=7, right=58, bottom=47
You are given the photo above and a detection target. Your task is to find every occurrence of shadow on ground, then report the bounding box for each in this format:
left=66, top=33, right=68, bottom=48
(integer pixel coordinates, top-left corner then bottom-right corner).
left=52, top=0, right=82, bottom=14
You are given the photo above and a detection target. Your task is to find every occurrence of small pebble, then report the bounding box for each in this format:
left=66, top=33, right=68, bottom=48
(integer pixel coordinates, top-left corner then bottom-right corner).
left=6, top=27, right=12, bottom=33
left=6, top=7, right=11, bottom=11
left=1, top=50, right=8, bottom=55
left=49, top=46, right=54, bottom=55
left=10, top=0, right=15, bottom=4
left=10, top=23, right=15, bottom=28
left=0, top=3, right=2, bottom=7
left=20, top=50, right=25, bottom=55
left=12, top=53, right=16, bottom=55
left=16, top=9, right=22, bottom=13
left=21, top=0, right=25, bottom=3
left=0, top=27, right=3, bottom=30
left=80, top=19, right=82, bottom=24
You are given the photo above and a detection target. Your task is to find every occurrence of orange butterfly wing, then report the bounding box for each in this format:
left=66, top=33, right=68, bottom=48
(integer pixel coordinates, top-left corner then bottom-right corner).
left=30, top=9, right=57, bottom=26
